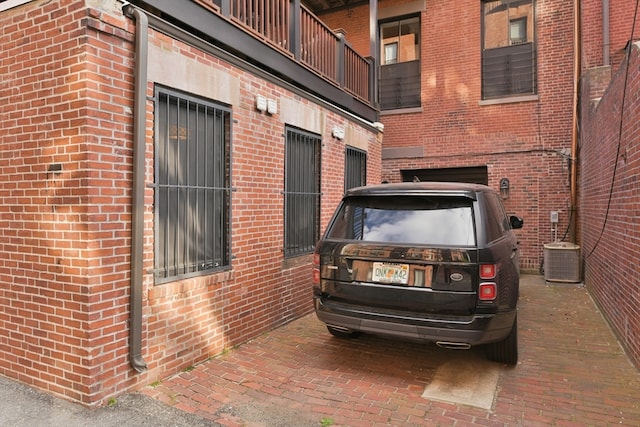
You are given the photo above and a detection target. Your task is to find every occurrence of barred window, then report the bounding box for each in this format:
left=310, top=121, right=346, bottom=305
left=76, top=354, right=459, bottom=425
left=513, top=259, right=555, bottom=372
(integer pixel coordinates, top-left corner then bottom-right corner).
left=284, top=127, right=321, bottom=257
left=344, top=146, right=367, bottom=191
left=154, top=87, right=231, bottom=282
left=482, top=0, right=537, bottom=99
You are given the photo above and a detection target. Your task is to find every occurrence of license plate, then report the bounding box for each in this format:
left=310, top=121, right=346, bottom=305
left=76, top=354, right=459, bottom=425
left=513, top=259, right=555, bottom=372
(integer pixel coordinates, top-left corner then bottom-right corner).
left=372, top=262, right=409, bottom=285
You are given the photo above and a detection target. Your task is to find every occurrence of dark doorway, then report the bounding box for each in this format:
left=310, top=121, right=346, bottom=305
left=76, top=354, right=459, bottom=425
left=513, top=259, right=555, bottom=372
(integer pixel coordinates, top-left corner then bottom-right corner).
left=401, top=166, right=488, bottom=185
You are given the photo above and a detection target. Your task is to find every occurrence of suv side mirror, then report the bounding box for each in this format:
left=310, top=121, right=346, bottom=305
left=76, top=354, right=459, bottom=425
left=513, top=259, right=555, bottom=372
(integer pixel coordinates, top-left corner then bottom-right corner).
left=510, top=215, right=524, bottom=229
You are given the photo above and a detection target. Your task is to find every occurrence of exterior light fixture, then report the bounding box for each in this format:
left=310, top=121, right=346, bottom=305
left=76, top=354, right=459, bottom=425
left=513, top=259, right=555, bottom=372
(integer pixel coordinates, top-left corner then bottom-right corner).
left=255, top=95, right=267, bottom=112
left=332, top=126, right=345, bottom=140
left=500, top=178, right=510, bottom=199
left=267, top=98, right=277, bottom=115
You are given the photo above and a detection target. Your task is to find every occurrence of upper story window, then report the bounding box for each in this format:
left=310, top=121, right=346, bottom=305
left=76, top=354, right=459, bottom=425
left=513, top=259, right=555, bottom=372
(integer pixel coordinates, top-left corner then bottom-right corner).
left=384, top=42, right=398, bottom=65
left=379, top=15, right=421, bottom=110
left=510, top=17, right=527, bottom=44
left=154, top=87, right=232, bottom=283
left=482, top=0, right=537, bottom=99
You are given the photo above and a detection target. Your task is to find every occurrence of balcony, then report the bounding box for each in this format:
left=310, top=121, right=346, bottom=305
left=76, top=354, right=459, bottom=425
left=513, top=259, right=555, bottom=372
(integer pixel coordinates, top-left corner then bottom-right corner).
left=129, top=0, right=377, bottom=122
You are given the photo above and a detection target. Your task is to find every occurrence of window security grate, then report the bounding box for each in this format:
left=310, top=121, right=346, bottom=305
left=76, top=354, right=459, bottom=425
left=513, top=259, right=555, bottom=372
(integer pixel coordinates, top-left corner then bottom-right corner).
left=345, top=146, right=367, bottom=191
left=284, top=127, right=321, bottom=257
left=154, top=88, right=232, bottom=282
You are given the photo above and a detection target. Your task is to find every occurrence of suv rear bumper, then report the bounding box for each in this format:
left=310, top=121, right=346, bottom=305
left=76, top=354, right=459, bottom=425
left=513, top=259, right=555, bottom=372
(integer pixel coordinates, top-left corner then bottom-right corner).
left=314, top=297, right=516, bottom=346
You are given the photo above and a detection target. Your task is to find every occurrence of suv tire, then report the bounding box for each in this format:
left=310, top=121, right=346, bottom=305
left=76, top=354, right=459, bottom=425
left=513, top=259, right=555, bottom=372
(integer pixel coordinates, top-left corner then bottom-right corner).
left=486, top=314, right=518, bottom=365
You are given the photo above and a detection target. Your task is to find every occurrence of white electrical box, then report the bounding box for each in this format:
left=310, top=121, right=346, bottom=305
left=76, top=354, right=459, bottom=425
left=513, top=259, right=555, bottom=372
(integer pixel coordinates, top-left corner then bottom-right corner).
left=550, top=211, right=559, bottom=223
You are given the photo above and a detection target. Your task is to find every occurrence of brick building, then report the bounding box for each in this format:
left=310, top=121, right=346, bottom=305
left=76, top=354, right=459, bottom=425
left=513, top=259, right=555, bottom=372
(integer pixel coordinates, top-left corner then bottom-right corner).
left=317, top=0, right=639, bottom=368
left=1, top=0, right=638, bottom=407
left=319, top=0, right=576, bottom=272
left=579, top=15, right=640, bottom=369
left=0, top=0, right=381, bottom=404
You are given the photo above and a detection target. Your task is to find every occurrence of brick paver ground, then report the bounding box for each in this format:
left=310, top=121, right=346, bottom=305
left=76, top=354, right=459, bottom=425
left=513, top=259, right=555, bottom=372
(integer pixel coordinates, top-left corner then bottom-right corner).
left=142, top=275, right=640, bottom=426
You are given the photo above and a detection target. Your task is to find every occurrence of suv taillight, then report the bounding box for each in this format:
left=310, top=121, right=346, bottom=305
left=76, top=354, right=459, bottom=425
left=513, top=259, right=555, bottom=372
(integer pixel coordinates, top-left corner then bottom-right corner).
left=479, top=282, right=497, bottom=300
left=479, top=264, right=497, bottom=301
left=480, top=264, right=496, bottom=279
left=312, top=252, right=320, bottom=285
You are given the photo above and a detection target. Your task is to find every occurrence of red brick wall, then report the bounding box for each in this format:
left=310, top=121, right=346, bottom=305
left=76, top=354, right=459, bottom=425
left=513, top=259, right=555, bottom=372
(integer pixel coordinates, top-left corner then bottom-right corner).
left=579, top=42, right=640, bottom=369
left=0, top=1, right=381, bottom=404
left=582, top=0, right=640, bottom=70
left=318, top=6, right=370, bottom=57
left=322, top=0, right=576, bottom=271
left=319, top=0, right=425, bottom=59
left=0, top=0, right=98, bottom=403
left=581, top=0, right=604, bottom=68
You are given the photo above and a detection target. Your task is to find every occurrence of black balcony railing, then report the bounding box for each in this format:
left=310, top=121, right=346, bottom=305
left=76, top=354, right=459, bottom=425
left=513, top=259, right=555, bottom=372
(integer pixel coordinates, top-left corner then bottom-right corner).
left=194, top=0, right=372, bottom=103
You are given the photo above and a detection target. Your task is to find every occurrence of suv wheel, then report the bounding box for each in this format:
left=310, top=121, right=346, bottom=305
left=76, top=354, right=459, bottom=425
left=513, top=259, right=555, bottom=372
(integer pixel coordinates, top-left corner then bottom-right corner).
left=326, top=326, right=361, bottom=339
left=486, top=314, right=518, bottom=365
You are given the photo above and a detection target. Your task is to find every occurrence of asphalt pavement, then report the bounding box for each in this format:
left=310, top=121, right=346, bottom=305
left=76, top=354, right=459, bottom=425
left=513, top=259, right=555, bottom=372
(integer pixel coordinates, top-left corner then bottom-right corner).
left=0, top=375, right=217, bottom=427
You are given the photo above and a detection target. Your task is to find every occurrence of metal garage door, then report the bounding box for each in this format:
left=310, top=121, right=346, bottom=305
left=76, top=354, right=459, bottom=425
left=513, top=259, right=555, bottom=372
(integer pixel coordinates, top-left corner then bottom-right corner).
left=401, top=166, right=488, bottom=185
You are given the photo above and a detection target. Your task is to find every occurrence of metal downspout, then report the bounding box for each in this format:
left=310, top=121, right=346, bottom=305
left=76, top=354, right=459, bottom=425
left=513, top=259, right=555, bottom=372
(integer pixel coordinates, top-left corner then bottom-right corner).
left=369, top=0, right=378, bottom=109
left=570, top=0, right=581, bottom=243
left=124, top=4, right=148, bottom=373
left=603, top=0, right=610, bottom=65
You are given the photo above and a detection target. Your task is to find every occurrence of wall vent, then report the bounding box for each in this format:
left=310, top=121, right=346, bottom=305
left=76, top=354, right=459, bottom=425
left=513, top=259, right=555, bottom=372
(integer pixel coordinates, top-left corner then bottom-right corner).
left=544, top=242, right=581, bottom=283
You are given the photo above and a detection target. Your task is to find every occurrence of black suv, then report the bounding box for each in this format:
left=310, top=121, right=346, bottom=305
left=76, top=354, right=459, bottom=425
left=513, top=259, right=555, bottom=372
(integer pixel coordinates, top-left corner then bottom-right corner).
left=312, top=182, right=524, bottom=364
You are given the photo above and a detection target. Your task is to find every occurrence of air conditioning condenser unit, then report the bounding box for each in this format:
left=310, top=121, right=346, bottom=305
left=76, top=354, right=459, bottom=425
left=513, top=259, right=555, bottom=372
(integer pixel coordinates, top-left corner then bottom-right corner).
left=544, top=242, right=581, bottom=283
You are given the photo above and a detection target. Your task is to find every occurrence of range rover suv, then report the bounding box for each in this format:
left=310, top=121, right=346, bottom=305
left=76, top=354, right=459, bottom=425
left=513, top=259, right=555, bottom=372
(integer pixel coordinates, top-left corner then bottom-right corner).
left=312, top=182, right=524, bottom=365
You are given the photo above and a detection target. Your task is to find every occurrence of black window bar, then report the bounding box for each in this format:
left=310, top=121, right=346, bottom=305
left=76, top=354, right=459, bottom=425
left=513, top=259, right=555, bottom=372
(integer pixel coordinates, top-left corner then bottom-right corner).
left=284, top=127, right=321, bottom=257
left=344, top=146, right=367, bottom=192
left=154, top=87, right=232, bottom=282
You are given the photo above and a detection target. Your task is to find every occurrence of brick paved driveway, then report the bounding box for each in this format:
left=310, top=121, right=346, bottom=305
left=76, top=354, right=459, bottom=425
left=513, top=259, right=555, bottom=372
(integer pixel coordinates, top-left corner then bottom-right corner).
left=143, top=275, right=640, bottom=426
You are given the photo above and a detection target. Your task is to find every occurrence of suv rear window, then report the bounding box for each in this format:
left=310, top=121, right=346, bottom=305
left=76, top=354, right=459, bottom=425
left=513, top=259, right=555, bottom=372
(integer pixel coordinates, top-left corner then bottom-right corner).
left=326, top=196, right=476, bottom=246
